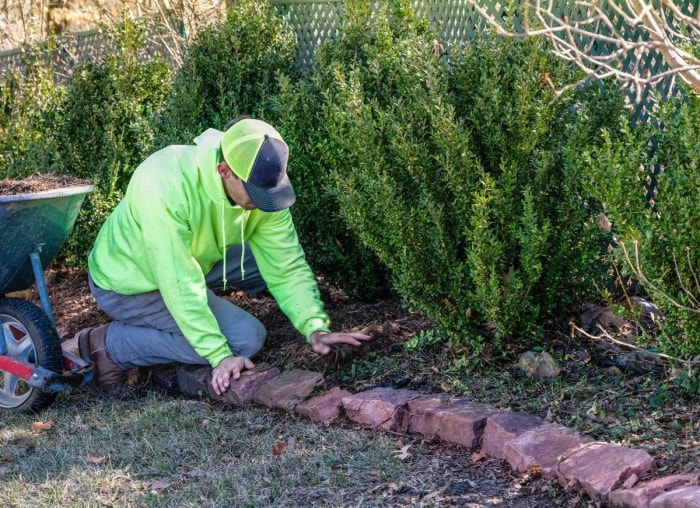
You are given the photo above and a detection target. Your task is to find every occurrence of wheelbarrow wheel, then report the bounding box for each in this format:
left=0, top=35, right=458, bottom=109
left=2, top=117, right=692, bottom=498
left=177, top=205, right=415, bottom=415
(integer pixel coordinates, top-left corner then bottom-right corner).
left=0, top=298, right=63, bottom=412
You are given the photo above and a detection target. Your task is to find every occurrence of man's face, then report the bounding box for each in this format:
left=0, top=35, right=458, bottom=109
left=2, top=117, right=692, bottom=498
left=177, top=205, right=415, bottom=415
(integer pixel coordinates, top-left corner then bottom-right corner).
left=219, top=162, right=256, bottom=210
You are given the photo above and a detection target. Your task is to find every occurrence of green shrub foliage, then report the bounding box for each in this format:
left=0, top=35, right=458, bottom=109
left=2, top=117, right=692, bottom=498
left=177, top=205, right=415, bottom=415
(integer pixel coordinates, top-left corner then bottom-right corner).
left=44, top=19, right=171, bottom=264
left=0, top=39, right=60, bottom=179
left=311, top=3, right=467, bottom=309
left=267, top=74, right=394, bottom=301
left=446, top=35, right=629, bottom=351
left=0, top=0, right=648, bottom=363
left=155, top=0, right=296, bottom=146
left=311, top=1, right=622, bottom=354
left=264, top=1, right=427, bottom=301
left=583, top=87, right=700, bottom=359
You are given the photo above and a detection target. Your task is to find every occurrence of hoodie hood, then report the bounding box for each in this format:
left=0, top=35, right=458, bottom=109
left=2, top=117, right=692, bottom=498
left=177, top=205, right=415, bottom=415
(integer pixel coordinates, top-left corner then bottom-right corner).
left=193, top=127, right=248, bottom=289
left=194, top=128, right=227, bottom=204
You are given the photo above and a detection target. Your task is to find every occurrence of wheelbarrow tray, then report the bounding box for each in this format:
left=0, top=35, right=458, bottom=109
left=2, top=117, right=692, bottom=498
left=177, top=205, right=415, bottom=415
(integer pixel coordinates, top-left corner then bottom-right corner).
left=0, top=184, right=94, bottom=294
left=0, top=182, right=95, bottom=411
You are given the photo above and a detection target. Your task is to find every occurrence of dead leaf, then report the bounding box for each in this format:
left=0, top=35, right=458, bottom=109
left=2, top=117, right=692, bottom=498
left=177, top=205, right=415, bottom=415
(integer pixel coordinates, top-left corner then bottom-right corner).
left=392, top=444, right=412, bottom=460
left=431, top=39, right=444, bottom=58
left=31, top=420, right=54, bottom=434
left=471, top=449, right=487, bottom=462
left=422, top=489, right=445, bottom=501
left=545, top=408, right=553, bottom=421
left=148, top=480, right=171, bottom=493
left=622, top=473, right=639, bottom=489
left=272, top=441, right=287, bottom=456
left=539, top=71, right=555, bottom=91
left=87, top=453, right=109, bottom=465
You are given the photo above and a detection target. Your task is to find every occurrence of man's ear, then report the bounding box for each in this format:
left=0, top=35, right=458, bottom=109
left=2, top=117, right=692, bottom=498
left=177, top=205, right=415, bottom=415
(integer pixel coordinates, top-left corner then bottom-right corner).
left=217, top=162, right=232, bottom=178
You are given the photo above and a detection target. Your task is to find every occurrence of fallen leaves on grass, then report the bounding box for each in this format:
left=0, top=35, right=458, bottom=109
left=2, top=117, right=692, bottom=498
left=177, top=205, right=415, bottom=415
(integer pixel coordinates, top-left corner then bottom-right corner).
left=86, top=452, right=110, bottom=465
left=392, top=444, right=412, bottom=460
left=369, top=482, right=400, bottom=494
left=272, top=441, right=287, bottom=456
left=148, top=480, right=172, bottom=493
left=31, top=420, right=54, bottom=434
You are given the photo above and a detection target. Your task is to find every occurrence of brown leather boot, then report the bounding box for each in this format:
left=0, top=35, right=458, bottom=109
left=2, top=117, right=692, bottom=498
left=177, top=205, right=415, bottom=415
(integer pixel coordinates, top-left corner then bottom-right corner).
left=77, top=324, right=126, bottom=394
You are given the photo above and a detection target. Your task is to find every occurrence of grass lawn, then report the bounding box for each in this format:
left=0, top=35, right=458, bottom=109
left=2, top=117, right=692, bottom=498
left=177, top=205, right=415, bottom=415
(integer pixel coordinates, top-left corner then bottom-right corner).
left=0, top=389, right=584, bottom=507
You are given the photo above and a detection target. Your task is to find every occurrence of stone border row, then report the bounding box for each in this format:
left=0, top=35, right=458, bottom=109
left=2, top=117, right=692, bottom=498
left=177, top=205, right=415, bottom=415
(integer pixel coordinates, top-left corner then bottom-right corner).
left=167, top=364, right=699, bottom=508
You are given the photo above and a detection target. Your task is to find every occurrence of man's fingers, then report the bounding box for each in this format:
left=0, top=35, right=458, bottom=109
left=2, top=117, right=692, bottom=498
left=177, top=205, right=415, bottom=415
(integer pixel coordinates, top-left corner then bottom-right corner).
left=350, top=332, right=374, bottom=342
left=322, top=334, right=369, bottom=346
left=213, top=376, right=224, bottom=396
left=211, top=356, right=253, bottom=395
left=349, top=332, right=373, bottom=340
left=219, top=373, right=229, bottom=392
left=312, top=342, right=331, bottom=355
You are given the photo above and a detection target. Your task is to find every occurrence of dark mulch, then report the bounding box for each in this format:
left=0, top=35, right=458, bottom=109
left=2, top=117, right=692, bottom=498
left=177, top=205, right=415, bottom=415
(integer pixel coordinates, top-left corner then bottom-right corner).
left=0, top=174, right=92, bottom=196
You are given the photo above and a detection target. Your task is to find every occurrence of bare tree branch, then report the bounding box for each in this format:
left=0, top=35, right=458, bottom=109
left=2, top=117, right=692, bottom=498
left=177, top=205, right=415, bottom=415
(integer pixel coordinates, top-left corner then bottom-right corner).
left=466, top=0, right=700, bottom=101
left=618, top=238, right=700, bottom=314
left=570, top=321, right=700, bottom=367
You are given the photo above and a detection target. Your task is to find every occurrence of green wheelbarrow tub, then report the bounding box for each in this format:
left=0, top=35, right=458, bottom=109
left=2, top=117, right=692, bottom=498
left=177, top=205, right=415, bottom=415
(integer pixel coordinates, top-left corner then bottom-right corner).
left=0, top=184, right=94, bottom=294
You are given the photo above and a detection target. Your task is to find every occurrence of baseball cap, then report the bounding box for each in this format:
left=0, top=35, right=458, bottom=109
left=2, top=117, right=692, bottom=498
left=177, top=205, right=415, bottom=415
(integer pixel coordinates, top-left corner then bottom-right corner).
left=220, top=118, right=296, bottom=212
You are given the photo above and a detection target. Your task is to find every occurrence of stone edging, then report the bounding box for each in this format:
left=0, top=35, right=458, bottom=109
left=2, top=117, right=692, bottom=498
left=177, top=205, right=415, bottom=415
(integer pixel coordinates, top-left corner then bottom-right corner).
left=164, top=363, right=700, bottom=507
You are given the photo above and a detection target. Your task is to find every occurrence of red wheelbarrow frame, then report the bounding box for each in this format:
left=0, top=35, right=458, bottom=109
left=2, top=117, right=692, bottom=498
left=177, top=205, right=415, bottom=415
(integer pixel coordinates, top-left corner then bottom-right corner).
left=0, top=349, right=93, bottom=392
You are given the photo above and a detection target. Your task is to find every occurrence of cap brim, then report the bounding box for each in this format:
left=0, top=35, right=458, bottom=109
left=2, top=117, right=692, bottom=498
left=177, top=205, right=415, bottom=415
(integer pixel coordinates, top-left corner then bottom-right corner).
left=243, top=173, right=296, bottom=212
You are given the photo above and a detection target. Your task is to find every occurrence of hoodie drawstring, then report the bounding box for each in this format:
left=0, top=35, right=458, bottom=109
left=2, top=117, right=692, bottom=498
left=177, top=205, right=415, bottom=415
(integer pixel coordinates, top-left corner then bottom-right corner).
left=220, top=200, right=247, bottom=291
left=221, top=199, right=227, bottom=291
left=239, top=214, right=247, bottom=282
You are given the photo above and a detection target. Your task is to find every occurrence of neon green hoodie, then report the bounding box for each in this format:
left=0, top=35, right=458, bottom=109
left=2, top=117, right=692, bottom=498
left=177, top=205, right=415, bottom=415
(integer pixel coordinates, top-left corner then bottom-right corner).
left=88, top=128, right=330, bottom=367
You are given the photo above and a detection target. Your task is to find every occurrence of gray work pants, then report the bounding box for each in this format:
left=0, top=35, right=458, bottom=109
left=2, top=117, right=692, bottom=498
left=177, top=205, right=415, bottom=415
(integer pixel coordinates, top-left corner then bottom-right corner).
left=89, top=244, right=267, bottom=369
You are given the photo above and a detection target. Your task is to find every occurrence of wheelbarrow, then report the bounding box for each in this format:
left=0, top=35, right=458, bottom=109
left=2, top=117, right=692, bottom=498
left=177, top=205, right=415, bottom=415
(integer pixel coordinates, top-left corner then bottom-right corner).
left=0, top=182, right=95, bottom=412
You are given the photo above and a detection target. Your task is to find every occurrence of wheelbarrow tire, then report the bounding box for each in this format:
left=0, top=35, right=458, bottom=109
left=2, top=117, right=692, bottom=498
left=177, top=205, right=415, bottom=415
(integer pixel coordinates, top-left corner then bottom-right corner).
left=0, top=298, right=63, bottom=412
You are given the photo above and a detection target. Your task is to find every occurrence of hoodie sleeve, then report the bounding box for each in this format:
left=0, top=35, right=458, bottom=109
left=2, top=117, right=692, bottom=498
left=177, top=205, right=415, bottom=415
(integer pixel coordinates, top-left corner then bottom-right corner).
left=247, top=210, right=330, bottom=341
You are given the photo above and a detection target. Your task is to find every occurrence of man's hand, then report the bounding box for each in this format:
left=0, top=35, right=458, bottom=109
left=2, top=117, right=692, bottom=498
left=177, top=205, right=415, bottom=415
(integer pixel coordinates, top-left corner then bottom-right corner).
left=211, top=355, right=254, bottom=395
left=310, top=330, right=373, bottom=355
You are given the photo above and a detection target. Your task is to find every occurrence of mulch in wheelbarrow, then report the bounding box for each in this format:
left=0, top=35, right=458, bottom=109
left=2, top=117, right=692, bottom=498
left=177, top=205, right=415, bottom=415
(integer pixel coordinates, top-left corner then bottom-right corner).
left=0, top=174, right=91, bottom=195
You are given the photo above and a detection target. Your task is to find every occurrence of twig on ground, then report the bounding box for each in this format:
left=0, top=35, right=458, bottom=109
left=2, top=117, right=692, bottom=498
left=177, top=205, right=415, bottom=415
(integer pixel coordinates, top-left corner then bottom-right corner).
left=570, top=322, right=700, bottom=370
